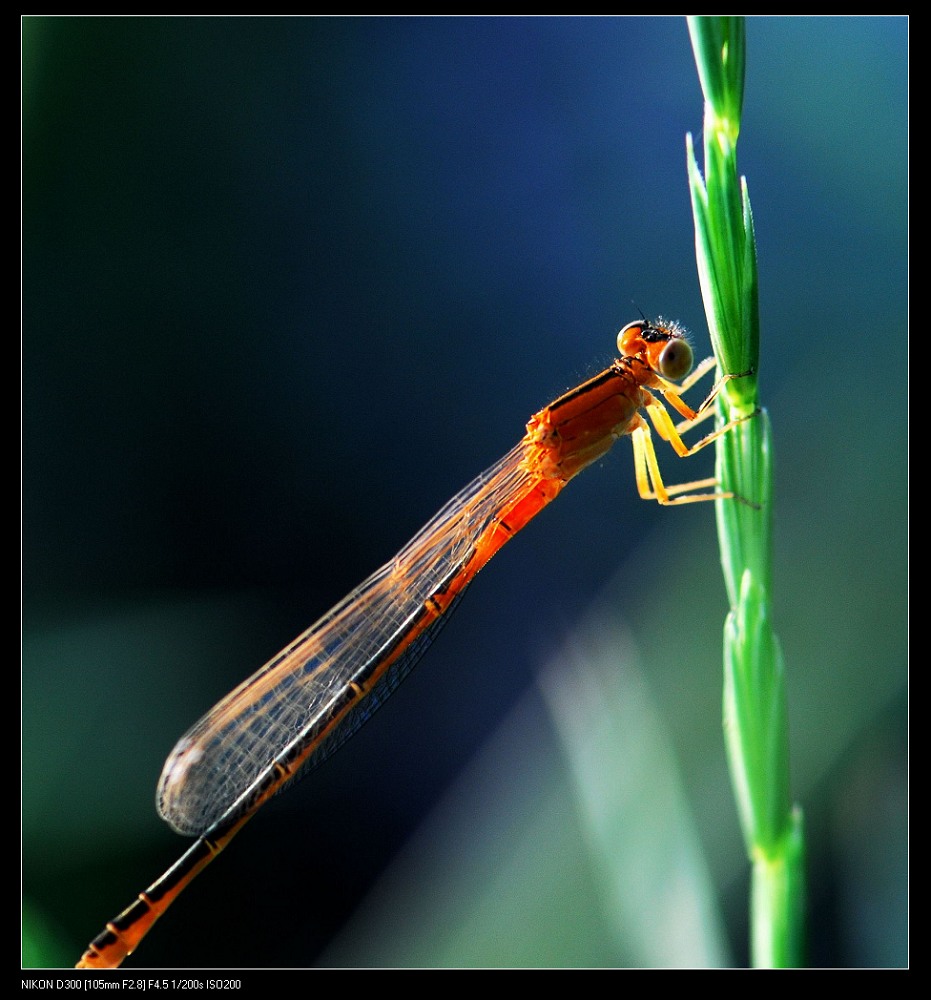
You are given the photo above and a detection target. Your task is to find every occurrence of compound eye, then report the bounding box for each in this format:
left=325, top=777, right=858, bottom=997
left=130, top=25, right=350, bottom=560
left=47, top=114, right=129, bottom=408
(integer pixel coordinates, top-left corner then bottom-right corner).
left=616, top=320, right=644, bottom=357
left=657, top=338, right=693, bottom=381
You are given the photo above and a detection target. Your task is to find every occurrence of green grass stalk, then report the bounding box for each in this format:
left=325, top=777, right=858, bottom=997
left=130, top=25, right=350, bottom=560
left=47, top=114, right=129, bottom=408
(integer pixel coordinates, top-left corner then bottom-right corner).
left=685, top=15, right=805, bottom=967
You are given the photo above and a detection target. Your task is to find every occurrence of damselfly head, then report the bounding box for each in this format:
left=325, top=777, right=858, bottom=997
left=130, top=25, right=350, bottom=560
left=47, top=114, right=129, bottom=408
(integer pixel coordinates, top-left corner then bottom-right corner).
left=616, top=318, right=693, bottom=382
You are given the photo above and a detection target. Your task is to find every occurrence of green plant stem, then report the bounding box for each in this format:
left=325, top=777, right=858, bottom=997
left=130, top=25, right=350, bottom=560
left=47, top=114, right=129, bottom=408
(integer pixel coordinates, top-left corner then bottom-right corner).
left=685, top=15, right=805, bottom=968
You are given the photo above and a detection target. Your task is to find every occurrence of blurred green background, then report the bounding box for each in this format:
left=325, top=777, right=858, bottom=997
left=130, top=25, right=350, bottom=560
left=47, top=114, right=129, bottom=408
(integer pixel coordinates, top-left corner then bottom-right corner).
left=23, top=16, right=907, bottom=968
